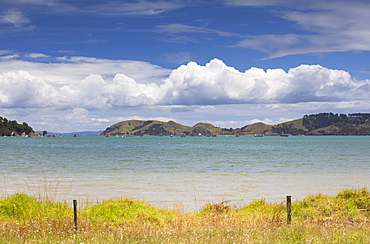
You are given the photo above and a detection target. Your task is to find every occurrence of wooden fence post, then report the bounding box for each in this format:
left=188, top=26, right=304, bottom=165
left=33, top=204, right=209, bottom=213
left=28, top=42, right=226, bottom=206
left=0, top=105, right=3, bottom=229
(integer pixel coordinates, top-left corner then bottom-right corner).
left=286, top=195, right=292, bottom=224
left=73, top=200, right=78, bottom=231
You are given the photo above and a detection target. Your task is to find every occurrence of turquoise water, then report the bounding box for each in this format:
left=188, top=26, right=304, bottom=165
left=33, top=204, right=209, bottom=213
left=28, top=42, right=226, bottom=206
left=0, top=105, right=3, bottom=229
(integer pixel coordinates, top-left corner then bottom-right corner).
left=1, top=135, right=369, bottom=210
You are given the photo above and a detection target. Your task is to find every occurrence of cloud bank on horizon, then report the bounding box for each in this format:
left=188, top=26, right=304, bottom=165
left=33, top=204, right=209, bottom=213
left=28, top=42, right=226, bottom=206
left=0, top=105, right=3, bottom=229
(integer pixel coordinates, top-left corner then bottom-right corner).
left=2, top=56, right=368, bottom=109
left=0, top=0, right=370, bottom=132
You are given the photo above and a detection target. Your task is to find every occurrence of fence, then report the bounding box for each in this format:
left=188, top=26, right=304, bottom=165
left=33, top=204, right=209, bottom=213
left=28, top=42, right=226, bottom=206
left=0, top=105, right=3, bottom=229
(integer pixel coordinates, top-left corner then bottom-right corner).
left=70, top=197, right=295, bottom=231
left=69, top=195, right=369, bottom=231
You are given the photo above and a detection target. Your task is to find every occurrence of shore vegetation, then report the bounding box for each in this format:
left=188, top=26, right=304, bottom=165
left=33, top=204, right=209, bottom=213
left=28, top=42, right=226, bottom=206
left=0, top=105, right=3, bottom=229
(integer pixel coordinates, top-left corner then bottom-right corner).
left=0, top=116, right=34, bottom=136
left=1, top=188, right=370, bottom=243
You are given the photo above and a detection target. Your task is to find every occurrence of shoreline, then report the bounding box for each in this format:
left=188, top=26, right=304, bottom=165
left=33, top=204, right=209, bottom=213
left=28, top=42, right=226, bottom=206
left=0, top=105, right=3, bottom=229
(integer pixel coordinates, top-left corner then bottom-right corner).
left=2, top=172, right=368, bottom=211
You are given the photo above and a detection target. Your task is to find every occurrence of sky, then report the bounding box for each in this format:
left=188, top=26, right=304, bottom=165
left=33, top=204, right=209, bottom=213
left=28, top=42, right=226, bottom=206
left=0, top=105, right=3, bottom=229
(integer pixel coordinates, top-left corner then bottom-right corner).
left=1, top=0, right=370, bottom=133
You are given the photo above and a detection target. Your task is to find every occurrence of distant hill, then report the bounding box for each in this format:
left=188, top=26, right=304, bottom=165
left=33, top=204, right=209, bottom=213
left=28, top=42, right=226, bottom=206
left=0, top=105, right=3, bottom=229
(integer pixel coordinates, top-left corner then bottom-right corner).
left=269, top=113, right=370, bottom=135
left=190, top=122, right=223, bottom=136
left=100, top=120, right=191, bottom=136
left=270, top=119, right=307, bottom=135
left=101, top=113, right=370, bottom=136
left=101, top=120, right=231, bottom=136
left=237, top=122, right=272, bottom=135
left=101, top=119, right=275, bottom=136
left=302, top=113, right=370, bottom=135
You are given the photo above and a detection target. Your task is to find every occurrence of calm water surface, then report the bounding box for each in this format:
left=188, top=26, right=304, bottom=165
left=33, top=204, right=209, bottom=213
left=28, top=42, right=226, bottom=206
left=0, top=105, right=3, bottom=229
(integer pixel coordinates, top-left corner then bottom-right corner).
left=0, top=135, right=369, bottom=210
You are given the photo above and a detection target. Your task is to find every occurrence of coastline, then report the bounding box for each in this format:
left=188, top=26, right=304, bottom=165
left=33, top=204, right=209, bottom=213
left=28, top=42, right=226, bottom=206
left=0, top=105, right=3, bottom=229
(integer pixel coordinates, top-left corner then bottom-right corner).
left=2, top=172, right=368, bottom=211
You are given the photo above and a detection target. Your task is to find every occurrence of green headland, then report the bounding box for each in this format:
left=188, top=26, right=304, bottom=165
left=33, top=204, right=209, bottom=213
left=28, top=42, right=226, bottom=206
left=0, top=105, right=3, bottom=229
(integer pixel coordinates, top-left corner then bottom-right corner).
left=101, top=112, right=370, bottom=136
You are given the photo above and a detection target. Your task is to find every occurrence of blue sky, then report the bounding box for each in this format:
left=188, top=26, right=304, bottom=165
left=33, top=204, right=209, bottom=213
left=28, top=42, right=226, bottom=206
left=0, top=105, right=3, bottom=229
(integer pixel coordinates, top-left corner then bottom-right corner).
left=1, top=0, right=370, bottom=132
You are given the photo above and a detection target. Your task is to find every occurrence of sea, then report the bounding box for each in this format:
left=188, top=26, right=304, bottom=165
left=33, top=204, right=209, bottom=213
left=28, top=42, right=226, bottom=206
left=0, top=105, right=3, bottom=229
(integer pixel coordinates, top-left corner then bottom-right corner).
left=1, top=135, right=369, bottom=211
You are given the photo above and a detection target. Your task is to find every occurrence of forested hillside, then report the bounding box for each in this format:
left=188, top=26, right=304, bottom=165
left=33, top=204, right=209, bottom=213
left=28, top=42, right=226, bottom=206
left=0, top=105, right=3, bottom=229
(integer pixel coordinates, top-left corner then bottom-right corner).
left=302, top=113, right=370, bottom=135
left=0, top=116, right=34, bottom=136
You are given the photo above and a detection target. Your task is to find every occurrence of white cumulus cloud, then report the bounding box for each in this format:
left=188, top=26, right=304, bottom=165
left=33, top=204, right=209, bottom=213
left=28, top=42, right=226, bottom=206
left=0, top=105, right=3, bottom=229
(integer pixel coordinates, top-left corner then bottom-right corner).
left=2, top=55, right=370, bottom=132
left=0, top=70, right=57, bottom=108
left=162, top=58, right=370, bottom=105
left=1, top=56, right=369, bottom=112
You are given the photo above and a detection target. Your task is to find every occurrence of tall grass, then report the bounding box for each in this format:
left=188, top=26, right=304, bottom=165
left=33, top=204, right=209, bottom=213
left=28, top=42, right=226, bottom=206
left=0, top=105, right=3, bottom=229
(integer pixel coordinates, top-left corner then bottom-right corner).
left=0, top=193, right=71, bottom=219
left=1, top=188, right=370, bottom=243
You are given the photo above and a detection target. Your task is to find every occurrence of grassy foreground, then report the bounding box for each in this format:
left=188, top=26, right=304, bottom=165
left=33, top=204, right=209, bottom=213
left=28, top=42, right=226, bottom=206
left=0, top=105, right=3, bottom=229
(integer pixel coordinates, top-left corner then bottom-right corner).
left=1, top=188, right=370, bottom=243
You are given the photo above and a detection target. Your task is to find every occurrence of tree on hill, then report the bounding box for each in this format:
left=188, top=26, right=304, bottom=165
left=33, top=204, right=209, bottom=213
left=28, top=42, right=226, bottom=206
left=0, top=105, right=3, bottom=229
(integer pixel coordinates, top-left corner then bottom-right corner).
left=302, top=113, right=346, bottom=131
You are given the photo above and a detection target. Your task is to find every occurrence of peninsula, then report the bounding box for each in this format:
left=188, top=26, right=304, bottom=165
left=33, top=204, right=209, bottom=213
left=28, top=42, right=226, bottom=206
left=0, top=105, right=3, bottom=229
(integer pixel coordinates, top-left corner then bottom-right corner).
left=0, top=116, right=34, bottom=137
left=101, top=113, right=370, bottom=137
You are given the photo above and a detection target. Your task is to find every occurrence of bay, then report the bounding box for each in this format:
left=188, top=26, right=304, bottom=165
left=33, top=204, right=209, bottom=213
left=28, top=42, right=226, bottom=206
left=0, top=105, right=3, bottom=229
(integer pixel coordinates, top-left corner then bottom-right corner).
left=0, top=135, right=369, bottom=211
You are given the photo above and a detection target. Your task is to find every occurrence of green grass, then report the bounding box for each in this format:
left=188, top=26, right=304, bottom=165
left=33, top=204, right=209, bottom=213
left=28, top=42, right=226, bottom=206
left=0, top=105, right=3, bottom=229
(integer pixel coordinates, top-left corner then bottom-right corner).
left=1, top=188, right=370, bottom=243
left=0, top=193, right=71, bottom=219
left=85, top=197, right=174, bottom=224
left=293, top=187, right=370, bottom=219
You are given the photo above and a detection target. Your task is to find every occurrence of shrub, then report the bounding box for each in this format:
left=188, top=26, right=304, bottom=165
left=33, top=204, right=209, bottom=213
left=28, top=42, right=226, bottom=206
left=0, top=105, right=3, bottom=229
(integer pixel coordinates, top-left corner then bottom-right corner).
left=85, top=197, right=174, bottom=223
left=335, top=188, right=370, bottom=211
left=0, top=193, right=70, bottom=219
